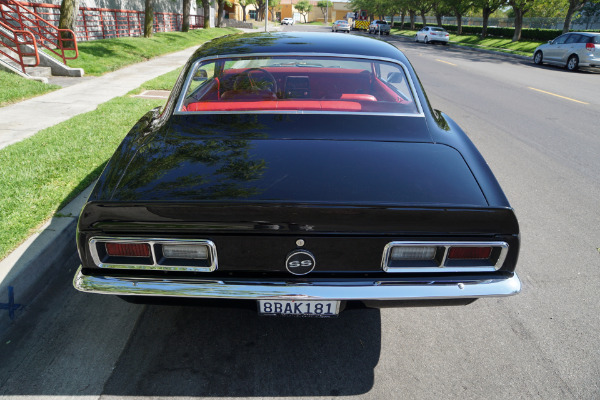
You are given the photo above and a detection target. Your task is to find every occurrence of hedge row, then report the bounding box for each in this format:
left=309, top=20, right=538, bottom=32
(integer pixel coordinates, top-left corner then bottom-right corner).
left=392, top=22, right=598, bottom=41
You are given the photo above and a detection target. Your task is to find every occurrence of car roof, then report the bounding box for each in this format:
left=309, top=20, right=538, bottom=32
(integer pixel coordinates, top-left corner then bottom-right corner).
left=562, top=32, right=600, bottom=36
left=191, top=32, right=410, bottom=63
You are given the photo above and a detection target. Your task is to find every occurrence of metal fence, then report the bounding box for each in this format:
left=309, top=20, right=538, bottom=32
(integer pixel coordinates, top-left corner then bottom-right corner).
left=402, top=15, right=600, bottom=31
left=15, top=1, right=203, bottom=41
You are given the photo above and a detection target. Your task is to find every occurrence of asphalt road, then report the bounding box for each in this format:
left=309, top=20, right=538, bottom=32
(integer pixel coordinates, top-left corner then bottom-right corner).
left=1, top=26, right=599, bottom=399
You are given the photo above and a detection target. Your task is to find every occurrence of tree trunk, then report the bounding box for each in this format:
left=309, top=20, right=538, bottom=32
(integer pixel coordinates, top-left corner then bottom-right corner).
left=512, top=8, right=523, bottom=41
left=216, top=0, right=224, bottom=27
left=455, top=12, right=462, bottom=35
left=58, top=0, right=78, bottom=40
left=202, top=0, right=210, bottom=29
left=436, top=12, right=442, bottom=27
left=421, top=10, right=426, bottom=25
left=562, top=1, right=580, bottom=33
left=241, top=5, right=247, bottom=22
left=182, top=0, right=191, bottom=32
left=409, top=10, right=415, bottom=30
left=481, top=7, right=490, bottom=38
left=144, top=0, right=153, bottom=37
left=400, top=12, right=405, bottom=29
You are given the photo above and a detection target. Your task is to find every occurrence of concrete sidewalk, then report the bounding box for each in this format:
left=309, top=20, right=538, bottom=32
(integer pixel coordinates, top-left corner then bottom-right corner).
left=0, top=46, right=198, bottom=150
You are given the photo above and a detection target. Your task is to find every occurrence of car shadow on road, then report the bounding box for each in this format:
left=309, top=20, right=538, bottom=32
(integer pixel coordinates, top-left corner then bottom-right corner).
left=103, top=302, right=381, bottom=396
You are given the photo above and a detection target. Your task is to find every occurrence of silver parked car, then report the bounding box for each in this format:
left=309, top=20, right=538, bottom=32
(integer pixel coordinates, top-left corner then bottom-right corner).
left=332, top=20, right=350, bottom=33
left=415, top=26, right=450, bottom=45
left=533, top=32, right=600, bottom=71
left=368, top=20, right=390, bottom=35
left=281, top=17, right=294, bottom=25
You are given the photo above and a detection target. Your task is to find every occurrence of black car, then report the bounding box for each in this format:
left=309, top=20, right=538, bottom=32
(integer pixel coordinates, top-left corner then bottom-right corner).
left=74, top=32, right=520, bottom=317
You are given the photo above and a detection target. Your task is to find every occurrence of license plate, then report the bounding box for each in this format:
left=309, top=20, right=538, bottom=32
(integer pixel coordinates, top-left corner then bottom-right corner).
left=258, top=300, right=340, bottom=317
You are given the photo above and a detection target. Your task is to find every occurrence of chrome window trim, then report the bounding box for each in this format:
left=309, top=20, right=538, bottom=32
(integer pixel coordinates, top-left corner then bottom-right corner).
left=381, top=241, right=509, bottom=273
left=89, top=237, right=218, bottom=272
left=174, top=52, right=425, bottom=117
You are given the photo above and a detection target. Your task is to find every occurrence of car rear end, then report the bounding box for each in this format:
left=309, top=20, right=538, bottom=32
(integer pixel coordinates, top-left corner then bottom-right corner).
left=74, top=115, right=521, bottom=315
left=73, top=41, right=520, bottom=316
left=338, top=21, right=350, bottom=32
left=430, top=28, right=449, bottom=44
left=578, top=34, right=600, bottom=68
left=370, top=21, right=390, bottom=35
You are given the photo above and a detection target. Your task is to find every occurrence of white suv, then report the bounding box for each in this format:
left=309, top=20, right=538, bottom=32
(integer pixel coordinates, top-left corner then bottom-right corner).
left=282, top=18, right=294, bottom=25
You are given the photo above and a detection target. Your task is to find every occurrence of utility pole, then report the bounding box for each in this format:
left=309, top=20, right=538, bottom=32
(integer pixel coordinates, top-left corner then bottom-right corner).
left=265, top=0, right=269, bottom=31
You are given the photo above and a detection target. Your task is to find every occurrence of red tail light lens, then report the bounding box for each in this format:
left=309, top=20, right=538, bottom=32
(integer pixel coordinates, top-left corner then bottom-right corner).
left=586, top=43, right=595, bottom=51
left=106, top=243, right=150, bottom=257
left=448, top=247, right=492, bottom=259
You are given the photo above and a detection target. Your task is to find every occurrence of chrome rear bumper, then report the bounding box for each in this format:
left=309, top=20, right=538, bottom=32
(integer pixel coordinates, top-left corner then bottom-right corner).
left=73, top=266, right=521, bottom=300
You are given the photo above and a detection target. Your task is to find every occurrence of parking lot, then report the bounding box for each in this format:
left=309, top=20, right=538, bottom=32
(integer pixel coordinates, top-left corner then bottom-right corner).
left=1, top=25, right=599, bottom=399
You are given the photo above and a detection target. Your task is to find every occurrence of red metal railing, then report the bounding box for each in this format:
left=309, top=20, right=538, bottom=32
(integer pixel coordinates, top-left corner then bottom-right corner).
left=11, top=2, right=202, bottom=41
left=0, top=19, right=39, bottom=72
left=190, top=15, right=204, bottom=29
left=0, top=0, right=77, bottom=64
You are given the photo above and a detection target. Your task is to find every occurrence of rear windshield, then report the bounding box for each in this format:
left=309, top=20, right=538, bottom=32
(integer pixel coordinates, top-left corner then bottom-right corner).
left=592, top=35, right=600, bottom=44
left=431, top=27, right=445, bottom=32
left=179, top=56, right=419, bottom=115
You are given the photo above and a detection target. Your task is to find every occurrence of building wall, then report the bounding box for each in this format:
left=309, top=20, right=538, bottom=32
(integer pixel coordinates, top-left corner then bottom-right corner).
left=232, top=0, right=352, bottom=23
left=33, top=0, right=197, bottom=15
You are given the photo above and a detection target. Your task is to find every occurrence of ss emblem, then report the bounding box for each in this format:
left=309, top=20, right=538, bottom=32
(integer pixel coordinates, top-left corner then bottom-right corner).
left=285, top=250, right=316, bottom=275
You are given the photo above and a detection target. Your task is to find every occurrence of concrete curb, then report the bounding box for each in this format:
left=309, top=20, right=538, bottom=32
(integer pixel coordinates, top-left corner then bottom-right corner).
left=0, top=183, right=94, bottom=327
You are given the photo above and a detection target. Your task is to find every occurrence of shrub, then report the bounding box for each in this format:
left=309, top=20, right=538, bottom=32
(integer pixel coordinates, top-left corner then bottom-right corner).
left=391, top=22, right=597, bottom=41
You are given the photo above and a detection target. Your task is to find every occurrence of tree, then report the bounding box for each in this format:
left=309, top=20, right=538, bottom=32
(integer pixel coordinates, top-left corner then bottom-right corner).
left=472, top=0, right=506, bottom=37
left=58, top=0, right=78, bottom=40
left=182, top=0, right=191, bottom=31
left=196, top=0, right=211, bottom=28
left=216, top=0, right=226, bottom=27
left=409, top=8, right=416, bottom=28
left=562, top=0, right=591, bottom=32
left=417, top=0, right=435, bottom=24
left=269, top=0, right=281, bottom=21
left=295, top=0, right=313, bottom=22
left=433, top=0, right=452, bottom=26
left=238, top=0, right=256, bottom=22
left=255, top=0, right=266, bottom=21
left=144, top=0, right=153, bottom=37
left=443, top=0, right=473, bottom=34
left=574, top=1, right=600, bottom=29
left=317, top=0, right=333, bottom=23
left=509, top=0, right=536, bottom=41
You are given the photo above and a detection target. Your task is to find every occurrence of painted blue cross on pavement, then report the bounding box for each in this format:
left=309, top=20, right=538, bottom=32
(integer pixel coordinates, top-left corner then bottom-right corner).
left=0, top=287, right=21, bottom=320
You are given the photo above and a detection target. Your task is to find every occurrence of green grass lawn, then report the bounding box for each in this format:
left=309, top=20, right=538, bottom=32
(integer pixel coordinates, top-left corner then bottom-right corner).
left=0, top=70, right=61, bottom=107
left=0, top=68, right=181, bottom=260
left=391, top=29, right=543, bottom=56
left=46, top=28, right=238, bottom=75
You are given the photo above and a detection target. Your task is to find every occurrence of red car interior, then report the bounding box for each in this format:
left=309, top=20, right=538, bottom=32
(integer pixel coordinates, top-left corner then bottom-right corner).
left=183, top=67, right=415, bottom=113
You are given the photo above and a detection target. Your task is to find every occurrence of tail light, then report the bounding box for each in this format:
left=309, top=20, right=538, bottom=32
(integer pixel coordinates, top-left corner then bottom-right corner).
left=448, top=246, right=492, bottom=259
left=586, top=43, right=595, bottom=51
left=382, top=242, right=508, bottom=273
left=106, top=242, right=150, bottom=258
left=89, top=237, right=217, bottom=272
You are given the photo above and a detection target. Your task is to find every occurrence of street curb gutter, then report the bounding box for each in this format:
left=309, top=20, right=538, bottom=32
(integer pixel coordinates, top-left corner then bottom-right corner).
left=0, top=183, right=94, bottom=328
